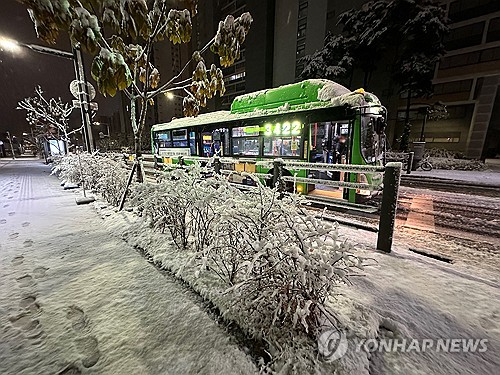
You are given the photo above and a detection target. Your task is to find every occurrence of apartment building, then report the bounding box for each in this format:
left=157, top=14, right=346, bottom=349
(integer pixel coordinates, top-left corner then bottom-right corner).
left=428, top=0, right=500, bottom=158
left=273, top=0, right=500, bottom=158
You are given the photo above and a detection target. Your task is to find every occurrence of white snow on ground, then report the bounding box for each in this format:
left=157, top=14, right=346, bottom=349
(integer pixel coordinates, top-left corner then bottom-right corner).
left=411, top=168, right=500, bottom=187
left=0, top=159, right=257, bottom=375
left=332, top=225, right=500, bottom=374
left=95, top=191, right=499, bottom=374
left=1, top=158, right=499, bottom=374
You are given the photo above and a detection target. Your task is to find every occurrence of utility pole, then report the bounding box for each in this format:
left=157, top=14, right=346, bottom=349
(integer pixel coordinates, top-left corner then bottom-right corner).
left=0, top=39, right=95, bottom=152
left=73, top=47, right=94, bottom=152
left=6, top=131, right=16, bottom=159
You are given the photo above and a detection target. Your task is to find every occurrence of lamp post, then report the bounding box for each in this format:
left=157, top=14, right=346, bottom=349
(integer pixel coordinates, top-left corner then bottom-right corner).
left=0, top=37, right=95, bottom=152
left=6, top=131, right=16, bottom=159
left=418, top=102, right=449, bottom=142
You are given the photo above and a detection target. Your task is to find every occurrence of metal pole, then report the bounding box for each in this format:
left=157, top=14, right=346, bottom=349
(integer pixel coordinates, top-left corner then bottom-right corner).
left=420, top=108, right=428, bottom=142
left=72, top=47, right=94, bottom=152
left=406, top=152, right=414, bottom=175
left=377, top=162, right=402, bottom=253
left=6, top=131, right=16, bottom=159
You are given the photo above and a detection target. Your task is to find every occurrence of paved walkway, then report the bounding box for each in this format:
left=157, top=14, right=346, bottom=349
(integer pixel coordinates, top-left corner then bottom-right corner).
left=0, top=159, right=256, bottom=375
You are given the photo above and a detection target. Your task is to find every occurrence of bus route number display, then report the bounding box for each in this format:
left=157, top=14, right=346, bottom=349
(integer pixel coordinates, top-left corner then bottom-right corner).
left=264, top=121, right=302, bottom=137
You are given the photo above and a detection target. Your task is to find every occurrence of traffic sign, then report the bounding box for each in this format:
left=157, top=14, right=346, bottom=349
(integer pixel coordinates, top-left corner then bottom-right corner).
left=70, top=80, right=96, bottom=101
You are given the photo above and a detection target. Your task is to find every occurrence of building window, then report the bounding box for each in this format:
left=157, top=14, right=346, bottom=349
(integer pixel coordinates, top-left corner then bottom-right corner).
left=480, top=46, right=500, bottom=62
left=298, top=1, right=308, bottom=19
left=433, top=79, right=473, bottom=95
left=444, top=22, right=485, bottom=51
left=440, top=46, right=500, bottom=69
left=296, top=42, right=306, bottom=58
left=440, top=51, right=481, bottom=69
left=486, top=17, right=500, bottom=43
left=297, top=22, right=307, bottom=39
left=448, top=0, right=500, bottom=23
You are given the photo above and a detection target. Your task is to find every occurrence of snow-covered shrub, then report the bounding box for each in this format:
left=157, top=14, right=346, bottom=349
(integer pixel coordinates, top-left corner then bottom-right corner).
left=52, top=153, right=129, bottom=205
left=428, top=157, right=485, bottom=171
left=215, top=183, right=362, bottom=341
left=132, top=170, right=196, bottom=249
left=424, top=147, right=458, bottom=159
left=131, top=164, right=363, bottom=347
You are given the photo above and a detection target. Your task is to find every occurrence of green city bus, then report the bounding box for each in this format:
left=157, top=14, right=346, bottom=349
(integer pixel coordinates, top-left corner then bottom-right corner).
left=151, top=79, right=386, bottom=203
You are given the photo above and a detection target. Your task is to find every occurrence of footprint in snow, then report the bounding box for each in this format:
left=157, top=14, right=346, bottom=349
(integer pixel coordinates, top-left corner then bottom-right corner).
left=75, top=336, right=101, bottom=368
left=66, top=306, right=101, bottom=368
left=9, top=310, right=45, bottom=345
left=12, top=255, right=24, bottom=266
left=16, top=274, right=34, bottom=288
left=20, top=296, right=41, bottom=314
left=8, top=212, right=15, bottom=216
left=33, top=267, right=48, bottom=279
left=9, top=312, right=40, bottom=331
left=23, top=239, right=33, bottom=247
left=58, top=364, right=82, bottom=375
left=0, top=219, right=6, bottom=225
left=67, top=306, right=88, bottom=332
left=9, top=232, right=19, bottom=239
left=22, top=222, right=30, bottom=227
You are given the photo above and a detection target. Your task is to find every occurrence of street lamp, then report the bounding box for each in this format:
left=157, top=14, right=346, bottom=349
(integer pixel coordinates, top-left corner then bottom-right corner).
left=0, top=36, right=95, bottom=152
left=418, top=102, right=449, bottom=142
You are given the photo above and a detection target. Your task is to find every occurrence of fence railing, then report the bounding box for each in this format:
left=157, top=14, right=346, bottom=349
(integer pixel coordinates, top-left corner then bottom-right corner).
left=128, top=154, right=402, bottom=253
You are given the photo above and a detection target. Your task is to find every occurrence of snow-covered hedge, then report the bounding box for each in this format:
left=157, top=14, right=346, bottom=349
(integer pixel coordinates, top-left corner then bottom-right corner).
left=427, top=157, right=485, bottom=171
left=52, top=153, right=129, bottom=206
left=130, top=164, right=363, bottom=370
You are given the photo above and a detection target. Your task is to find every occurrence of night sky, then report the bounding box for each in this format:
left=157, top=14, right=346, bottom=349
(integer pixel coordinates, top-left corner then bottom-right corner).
left=0, top=1, right=119, bottom=139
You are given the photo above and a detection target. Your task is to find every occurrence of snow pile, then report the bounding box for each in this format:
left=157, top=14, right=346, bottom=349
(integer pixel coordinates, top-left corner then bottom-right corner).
left=427, top=157, right=486, bottom=171
left=316, top=80, right=351, bottom=101
left=421, top=149, right=486, bottom=171
left=317, top=82, right=381, bottom=109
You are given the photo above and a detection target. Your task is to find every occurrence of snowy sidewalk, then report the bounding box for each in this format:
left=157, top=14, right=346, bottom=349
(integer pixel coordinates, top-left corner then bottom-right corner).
left=0, top=160, right=257, bottom=375
left=410, top=168, right=500, bottom=187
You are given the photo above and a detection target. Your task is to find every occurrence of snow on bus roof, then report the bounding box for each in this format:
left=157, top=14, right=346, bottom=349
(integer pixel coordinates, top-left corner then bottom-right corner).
left=152, top=80, right=382, bottom=132
left=151, top=101, right=338, bottom=132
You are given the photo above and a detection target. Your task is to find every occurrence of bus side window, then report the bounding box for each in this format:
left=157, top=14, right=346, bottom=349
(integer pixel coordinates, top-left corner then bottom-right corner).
left=189, top=131, right=197, bottom=155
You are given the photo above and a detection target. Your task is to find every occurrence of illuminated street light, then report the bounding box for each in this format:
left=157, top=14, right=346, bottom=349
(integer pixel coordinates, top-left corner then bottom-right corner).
left=0, top=35, right=94, bottom=152
left=0, top=37, right=22, bottom=53
left=165, top=92, right=175, bottom=100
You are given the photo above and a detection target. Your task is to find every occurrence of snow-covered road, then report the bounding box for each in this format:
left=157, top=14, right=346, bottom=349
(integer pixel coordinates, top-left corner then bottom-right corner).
left=0, top=159, right=257, bottom=375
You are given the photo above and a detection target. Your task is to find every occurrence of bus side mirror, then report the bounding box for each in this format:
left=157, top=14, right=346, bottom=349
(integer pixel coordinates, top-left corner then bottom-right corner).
left=375, top=117, right=386, bottom=135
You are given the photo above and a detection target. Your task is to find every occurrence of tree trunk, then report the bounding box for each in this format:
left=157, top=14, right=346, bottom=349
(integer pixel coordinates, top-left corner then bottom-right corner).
left=400, top=86, right=412, bottom=152
left=133, top=98, right=149, bottom=183
left=134, top=130, right=143, bottom=183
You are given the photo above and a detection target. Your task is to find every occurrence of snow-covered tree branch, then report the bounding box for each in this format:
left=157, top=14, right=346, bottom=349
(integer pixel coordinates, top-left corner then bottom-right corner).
left=17, top=86, right=81, bottom=154
left=19, top=0, right=253, bottom=182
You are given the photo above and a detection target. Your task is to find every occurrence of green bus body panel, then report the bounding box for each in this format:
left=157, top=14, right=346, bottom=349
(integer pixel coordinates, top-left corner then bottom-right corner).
left=231, top=79, right=331, bottom=114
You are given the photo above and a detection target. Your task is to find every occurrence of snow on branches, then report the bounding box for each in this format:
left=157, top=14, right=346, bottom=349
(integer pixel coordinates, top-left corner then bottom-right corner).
left=130, top=164, right=364, bottom=342
left=52, top=152, right=129, bottom=206
left=17, top=86, right=79, bottom=151
left=18, top=0, right=252, bottom=181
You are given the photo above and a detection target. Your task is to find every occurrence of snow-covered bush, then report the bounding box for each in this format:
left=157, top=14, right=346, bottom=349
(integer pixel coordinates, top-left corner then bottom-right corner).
left=428, top=157, right=485, bottom=171
left=130, top=164, right=363, bottom=352
left=52, top=153, right=129, bottom=205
